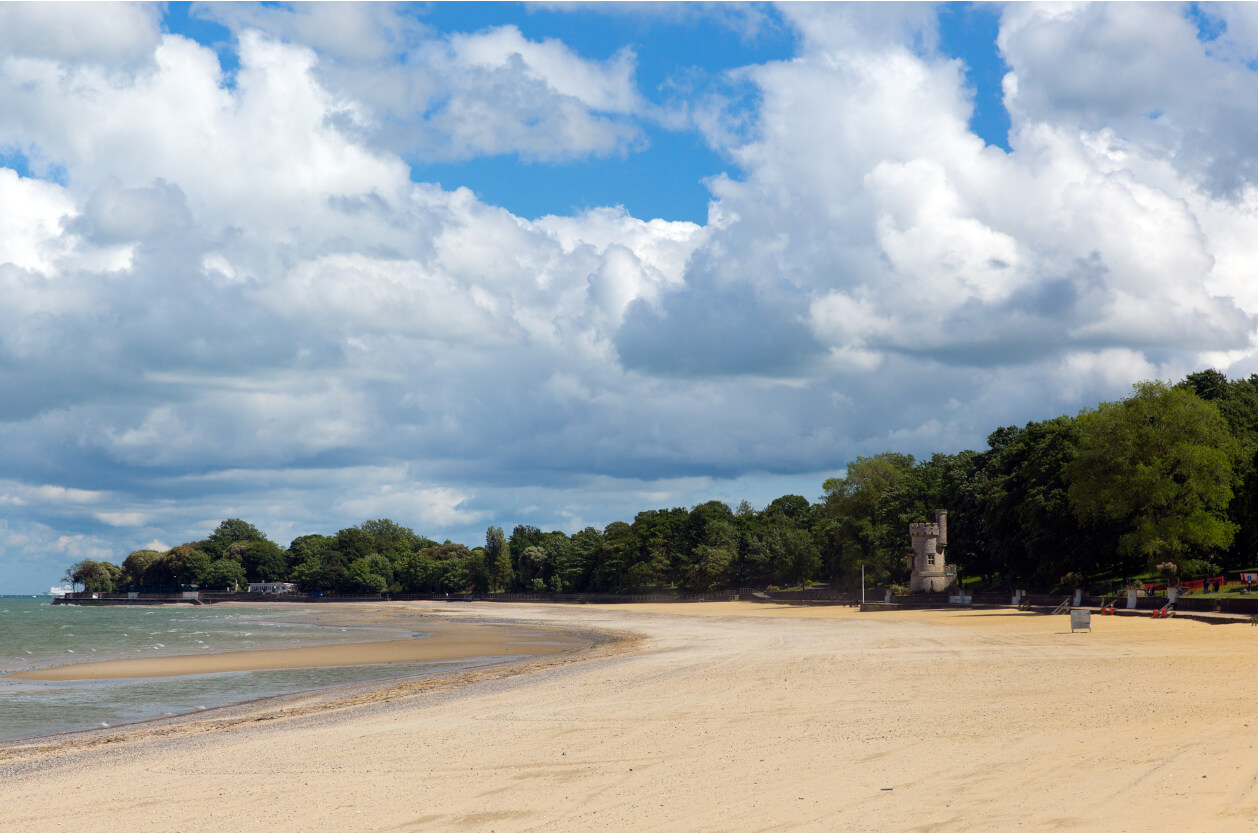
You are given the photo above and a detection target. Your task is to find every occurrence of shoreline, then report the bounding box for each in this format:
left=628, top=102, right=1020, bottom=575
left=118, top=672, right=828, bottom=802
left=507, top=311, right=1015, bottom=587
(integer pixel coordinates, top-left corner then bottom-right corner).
left=1, top=629, right=635, bottom=766
left=7, top=622, right=589, bottom=681
left=0, top=603, right=625, bottom=753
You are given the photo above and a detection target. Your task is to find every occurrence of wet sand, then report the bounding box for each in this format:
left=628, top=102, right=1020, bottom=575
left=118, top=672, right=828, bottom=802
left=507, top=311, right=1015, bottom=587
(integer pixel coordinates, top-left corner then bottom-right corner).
left=5, top=601, right=1258, bottom=832
left=9, top=619, right=588, bottom=681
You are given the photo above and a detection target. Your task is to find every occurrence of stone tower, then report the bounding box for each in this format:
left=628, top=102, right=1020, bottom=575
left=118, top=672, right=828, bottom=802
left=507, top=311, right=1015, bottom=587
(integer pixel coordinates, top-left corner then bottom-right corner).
left=908, top=509, right=955, bottom=592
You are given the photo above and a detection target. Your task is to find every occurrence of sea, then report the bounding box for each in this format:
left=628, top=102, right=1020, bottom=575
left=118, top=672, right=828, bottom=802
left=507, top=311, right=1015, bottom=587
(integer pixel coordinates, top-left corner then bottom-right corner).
left=0, top=596, right=496, bottom=743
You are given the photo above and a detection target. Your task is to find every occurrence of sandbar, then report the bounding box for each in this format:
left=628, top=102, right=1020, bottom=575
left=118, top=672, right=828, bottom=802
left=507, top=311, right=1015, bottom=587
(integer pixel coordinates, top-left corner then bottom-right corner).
left=8, top=619, right=590, bottom=681
left=5, top=601, right=1258, bottom=832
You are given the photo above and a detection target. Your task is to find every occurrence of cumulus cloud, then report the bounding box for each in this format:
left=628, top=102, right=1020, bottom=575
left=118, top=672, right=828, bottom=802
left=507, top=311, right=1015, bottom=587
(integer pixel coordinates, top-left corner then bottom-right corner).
left=0, top=2, right=162, bottom=65
left=998, top=3, right=1258, bottom=196
left=195, top=2, right=428, bottom=63
left=658, top=2, right=1257, bottom=385
left=6, top=4, right=1258, bottom=590
left=197, top=3, right=645, bottom=162
left=386, top=25, right=643, bottom=161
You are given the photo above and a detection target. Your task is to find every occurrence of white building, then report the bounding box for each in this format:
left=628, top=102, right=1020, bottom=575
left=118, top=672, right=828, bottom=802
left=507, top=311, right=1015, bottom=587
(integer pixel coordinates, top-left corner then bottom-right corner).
left=246, top=582, right=299, bottom=594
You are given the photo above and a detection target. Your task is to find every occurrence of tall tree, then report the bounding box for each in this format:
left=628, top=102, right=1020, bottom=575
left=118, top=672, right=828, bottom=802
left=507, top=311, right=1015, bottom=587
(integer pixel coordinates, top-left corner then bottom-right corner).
left=1066, top=381, right=1245, bottom=567
left=823, top=452, right=917, bottom=587
left=777, top=528, right=821, bottom=588
left=981, top=418, right=1125, bottom=588
left=764, top=495, right=813, bottom=529
left=64, top=559, right=121, bottom=592
left=1177, top=370, right=1258, bottom=570
left=484, top=526, right=512, bottom=592
left=592, top=521, right=637, bottom=591
left=206, top=518, right=267, bottom=555
left=202, top=559, right=246, bottom=592
left=239, top=540, right=289, bottom=583
left=359, top=519, right=432, bottom=556
left=558, top=527, right=601, bottom=592
left=120, top=550, right=161, bottom=589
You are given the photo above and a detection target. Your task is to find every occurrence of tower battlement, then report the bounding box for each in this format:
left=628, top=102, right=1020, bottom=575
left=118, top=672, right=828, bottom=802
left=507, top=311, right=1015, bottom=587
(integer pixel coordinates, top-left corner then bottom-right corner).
left=907, top=511, right=953, bottom=593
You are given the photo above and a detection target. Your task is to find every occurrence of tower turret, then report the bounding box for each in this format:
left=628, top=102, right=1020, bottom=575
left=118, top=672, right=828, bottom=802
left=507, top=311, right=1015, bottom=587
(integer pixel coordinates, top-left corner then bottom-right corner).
left=908, top=512, right=953, bottom=592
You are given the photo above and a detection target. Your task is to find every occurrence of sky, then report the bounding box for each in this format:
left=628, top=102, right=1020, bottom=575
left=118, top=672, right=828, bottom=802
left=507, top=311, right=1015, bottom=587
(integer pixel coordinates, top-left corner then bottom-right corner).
left=3, top=2, right=1258, bottom=592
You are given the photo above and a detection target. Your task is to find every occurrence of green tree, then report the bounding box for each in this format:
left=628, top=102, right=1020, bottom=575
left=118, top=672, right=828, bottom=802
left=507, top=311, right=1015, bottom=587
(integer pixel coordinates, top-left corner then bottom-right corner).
left=182, top=547, right=213, bottom=586
left=926, top=450, right=992, bottom=585
left=358, top=519, right=430, bottom=556
left=120, top=550, right=161, bottom=589
left=240, top=540, right=289, bottom=583
left=288, top=534, right=332, bottom=568
left=146, top=545, right=213, bottom=588
left=343, top=558, right=388, bottom=594
left=557, top=527, right=601, bottom=592
left=484, top=526, right=513, bottom=592
left=630, top=508, right=687, bottom=588
left=1066, top=381, right=1245, bottom=566
left=206, top=518, right=267, bottom=557
left=683, top=544, right=733, bottom=592
left=592, top=521, right=637, bottom=591
left=979, top=419, right=1125, bottom=588
left=677, top=502, right=736, bottom=592
left=734, top=528, right=777, bottom=587
left=397, top=550, right=438, bottom=592
left=436, top=556, right=473, bottom=593
left=1177, top=370, right=1258, bottom=570
left=290, top=557, right=333, bottom=593
left=508, top=524, right=545, bottom=585
left=765, top=495, right=813, bottom=529
left=777, top=528, right=821, bottom=587
left=519, top=545, right=550, bottom=591
left=202, top=558, right=246, bottom=591
left=64, top=559, right=121, bottom=592
left=823, top=453, right=917, bottom=587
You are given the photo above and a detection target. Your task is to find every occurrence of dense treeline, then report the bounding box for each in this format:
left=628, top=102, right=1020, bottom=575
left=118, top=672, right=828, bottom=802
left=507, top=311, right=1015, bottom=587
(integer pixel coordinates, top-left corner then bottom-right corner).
left=65, top=371, right=1258, bottom=596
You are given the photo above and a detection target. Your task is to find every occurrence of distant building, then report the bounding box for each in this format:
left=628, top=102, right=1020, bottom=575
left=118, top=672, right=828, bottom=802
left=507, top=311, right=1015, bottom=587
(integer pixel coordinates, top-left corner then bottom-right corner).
left=907, top=509, right=957, bottom=593
left=246, top=582, right=299, bottom=594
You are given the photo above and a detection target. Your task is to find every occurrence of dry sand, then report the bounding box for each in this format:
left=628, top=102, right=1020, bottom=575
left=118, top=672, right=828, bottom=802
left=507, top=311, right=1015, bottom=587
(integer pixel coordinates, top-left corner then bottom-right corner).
left=4, top=601, right=1258, bottom=832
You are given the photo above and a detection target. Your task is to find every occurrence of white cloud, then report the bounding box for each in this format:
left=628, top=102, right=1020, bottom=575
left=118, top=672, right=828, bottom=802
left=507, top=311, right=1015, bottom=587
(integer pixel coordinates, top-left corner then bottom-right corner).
left=389, top=25, right=643, bottom=162
left=0, top=169, right=77, bottom=274
left=0, top=481, right=108, bottom=507
left=1053, top=349, right=1161, bottom=403
left=655, top=2, right=1255, bottom=383
left=0, top=2, right=162, bottom=65
left=0, top=518, right=115, bottom=588
left=194, top=2, right=428, bottom=63
left=335, top=484, right=485, bottom=530
left=448, top=26, right=640, bottom=114
left=94, top=512, right=150, bottom=528
left=195, top=5, right=647, bottom=163
left=997, top=2, right=1258, bottom=195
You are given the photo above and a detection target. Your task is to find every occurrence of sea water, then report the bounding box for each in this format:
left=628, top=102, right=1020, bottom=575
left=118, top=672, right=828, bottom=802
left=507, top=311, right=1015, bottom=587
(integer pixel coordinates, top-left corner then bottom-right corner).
left=0, top=597, right=498, bottom=742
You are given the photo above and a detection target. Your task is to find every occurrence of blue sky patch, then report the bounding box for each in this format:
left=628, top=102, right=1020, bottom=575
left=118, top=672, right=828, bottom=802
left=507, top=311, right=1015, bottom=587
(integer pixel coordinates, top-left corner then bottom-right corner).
left=937, top=3, right=1011, bottom=151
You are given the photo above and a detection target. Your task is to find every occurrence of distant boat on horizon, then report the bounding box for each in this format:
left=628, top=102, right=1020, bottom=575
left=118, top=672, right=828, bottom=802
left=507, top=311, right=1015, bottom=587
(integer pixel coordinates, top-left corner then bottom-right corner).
left=48, top=584, right=73, bottom=598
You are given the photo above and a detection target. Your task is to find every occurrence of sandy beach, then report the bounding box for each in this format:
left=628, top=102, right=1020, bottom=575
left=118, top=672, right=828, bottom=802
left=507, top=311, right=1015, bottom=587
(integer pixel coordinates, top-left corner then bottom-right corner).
left=4, top=601, right=1258, bottom=832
